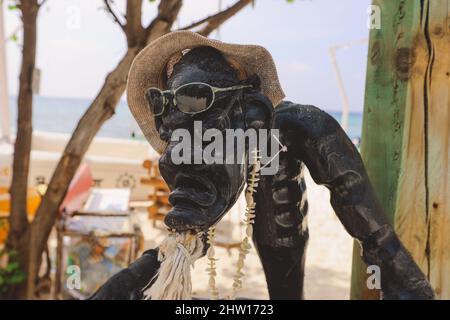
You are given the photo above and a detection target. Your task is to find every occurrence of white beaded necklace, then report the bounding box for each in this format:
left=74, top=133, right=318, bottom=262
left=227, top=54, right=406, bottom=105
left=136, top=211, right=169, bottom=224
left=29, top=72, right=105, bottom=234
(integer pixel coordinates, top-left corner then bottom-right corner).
left=206, top=149, right=261, bottom=300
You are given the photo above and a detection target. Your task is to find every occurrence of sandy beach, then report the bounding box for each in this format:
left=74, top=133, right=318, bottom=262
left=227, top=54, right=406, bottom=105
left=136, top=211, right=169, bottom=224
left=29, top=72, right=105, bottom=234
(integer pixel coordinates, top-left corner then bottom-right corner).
left=137, top=169, right=354, bottom=300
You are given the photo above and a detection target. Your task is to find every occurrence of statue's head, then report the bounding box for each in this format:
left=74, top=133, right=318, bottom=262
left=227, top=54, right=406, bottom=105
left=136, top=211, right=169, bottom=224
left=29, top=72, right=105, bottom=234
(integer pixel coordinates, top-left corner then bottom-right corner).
left=152, top=46, right=272, bottom=232
left=127, top=32, right=285, bottom=233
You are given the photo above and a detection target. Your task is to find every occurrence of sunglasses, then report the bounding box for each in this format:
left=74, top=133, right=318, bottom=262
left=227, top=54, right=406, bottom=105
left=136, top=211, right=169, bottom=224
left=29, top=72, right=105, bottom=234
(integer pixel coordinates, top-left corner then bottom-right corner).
left=146, top=82, right=252, bottom=116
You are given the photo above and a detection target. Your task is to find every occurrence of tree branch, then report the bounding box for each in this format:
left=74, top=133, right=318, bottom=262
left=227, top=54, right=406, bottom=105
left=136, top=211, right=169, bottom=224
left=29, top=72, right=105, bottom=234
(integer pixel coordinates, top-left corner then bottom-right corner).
left=179, top=13, right=216, bottom=31
left=144, top=0, right=183, bottom=44
left=180, top=0, right=252, bottom=37
left=103, top=0, right=126, bottom=31
left=124, top=0, right=143, bottom=47
left=38, top=0, right=48, bottom=8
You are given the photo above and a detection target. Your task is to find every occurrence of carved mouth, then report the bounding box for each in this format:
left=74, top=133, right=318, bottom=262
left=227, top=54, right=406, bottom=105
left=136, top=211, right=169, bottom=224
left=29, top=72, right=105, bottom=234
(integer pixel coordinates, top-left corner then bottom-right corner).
left=169, top=173, right=217, bottom=207
left=165, top=173, right=218, bottom=232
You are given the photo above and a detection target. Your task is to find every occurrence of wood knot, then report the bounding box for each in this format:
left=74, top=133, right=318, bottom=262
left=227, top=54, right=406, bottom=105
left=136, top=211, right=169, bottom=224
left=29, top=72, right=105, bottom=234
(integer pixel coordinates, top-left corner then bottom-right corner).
left=432, top=25, right=443, bottom=37
left=394, top=47, right=415, bottom=81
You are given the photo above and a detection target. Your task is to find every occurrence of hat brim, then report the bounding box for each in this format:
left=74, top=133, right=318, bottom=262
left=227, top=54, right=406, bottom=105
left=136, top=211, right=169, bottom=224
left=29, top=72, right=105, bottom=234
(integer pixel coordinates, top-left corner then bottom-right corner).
left=127, top=31, right=285, bottom=154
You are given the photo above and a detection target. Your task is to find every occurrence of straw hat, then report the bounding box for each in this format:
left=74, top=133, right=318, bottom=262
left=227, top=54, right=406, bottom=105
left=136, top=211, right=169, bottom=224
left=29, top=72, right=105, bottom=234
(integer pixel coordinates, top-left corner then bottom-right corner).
left=127, top=31, right=285, bottom=154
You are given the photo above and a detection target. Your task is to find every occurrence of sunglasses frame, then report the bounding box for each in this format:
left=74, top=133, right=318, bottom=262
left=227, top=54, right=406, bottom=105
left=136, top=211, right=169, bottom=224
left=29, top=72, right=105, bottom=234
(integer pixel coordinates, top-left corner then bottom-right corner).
left=146, top=82, right=252, bottom=116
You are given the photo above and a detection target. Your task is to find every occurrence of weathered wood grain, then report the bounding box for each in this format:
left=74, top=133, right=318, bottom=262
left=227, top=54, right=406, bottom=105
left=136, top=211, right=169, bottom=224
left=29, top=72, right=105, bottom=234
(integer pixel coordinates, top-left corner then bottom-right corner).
left=395, top=0, right=450, bottom=299
left=351, top=0, right=450, bottom=300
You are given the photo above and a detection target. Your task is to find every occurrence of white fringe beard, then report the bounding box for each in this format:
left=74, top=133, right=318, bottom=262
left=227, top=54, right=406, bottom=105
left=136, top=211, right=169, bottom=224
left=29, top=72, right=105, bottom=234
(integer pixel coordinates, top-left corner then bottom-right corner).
left=142, top=232, right=204, bottom=300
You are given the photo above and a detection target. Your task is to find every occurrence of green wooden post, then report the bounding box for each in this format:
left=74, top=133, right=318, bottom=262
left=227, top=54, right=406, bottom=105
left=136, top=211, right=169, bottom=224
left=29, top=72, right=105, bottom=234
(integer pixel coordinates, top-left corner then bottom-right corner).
left=351, top=0, right=450, bottom=299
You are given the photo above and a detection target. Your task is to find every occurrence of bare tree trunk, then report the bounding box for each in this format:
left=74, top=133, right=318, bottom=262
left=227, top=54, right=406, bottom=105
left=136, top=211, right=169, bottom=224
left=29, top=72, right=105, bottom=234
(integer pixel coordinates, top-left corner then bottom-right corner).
left=26, top=0, right=252, bottom=298
left=6, top=0, right=40, bottom=299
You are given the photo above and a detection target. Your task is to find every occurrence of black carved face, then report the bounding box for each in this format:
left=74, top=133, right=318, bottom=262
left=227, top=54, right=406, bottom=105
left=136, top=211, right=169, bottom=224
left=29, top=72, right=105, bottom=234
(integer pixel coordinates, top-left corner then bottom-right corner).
left=156, top=47, right=244, bottom=233
left=155, top=46, right=270, bottom=232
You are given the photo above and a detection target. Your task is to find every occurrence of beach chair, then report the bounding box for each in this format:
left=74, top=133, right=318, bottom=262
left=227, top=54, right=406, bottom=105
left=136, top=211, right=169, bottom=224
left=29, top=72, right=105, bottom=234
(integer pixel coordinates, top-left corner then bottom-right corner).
left=58, top=163, right=93, bottom=216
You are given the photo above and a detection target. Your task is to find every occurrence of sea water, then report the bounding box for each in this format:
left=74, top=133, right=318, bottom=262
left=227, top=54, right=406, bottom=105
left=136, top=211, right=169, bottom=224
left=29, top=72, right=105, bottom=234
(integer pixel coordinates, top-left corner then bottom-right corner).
left=7, top=96, right=363, bottom=141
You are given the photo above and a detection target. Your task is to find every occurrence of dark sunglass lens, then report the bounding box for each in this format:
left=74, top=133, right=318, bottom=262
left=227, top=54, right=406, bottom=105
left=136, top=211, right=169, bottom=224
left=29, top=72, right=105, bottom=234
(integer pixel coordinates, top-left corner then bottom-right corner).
left=176, top=83, right=213, bottom=114
left=146, top=88, right=164, bottom=115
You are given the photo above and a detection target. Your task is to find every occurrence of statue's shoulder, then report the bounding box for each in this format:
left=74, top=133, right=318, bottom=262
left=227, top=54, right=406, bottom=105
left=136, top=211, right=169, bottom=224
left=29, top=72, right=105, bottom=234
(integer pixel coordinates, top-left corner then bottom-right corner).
left=275, top=100, right=300, bottom=111
left=274, top=100, right=328, bottom=117
left=273, top=101, right=341, bottom=134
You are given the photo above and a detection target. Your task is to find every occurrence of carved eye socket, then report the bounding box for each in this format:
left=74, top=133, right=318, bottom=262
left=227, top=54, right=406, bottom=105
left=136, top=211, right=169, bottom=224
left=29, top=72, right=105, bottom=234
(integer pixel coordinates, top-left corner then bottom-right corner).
left=245, top=102, right=269, bottom=130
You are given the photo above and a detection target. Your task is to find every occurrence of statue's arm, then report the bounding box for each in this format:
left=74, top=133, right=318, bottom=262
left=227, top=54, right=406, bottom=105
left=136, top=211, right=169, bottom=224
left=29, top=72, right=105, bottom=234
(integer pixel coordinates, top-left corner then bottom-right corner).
left=273, top=102, right=434, bottom=299
left=89, top=249, right=160, bottom=300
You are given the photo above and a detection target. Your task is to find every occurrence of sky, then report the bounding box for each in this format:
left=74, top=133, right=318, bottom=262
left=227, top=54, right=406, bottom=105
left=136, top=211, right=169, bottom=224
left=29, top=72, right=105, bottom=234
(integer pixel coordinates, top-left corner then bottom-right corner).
left=3, top=0, right=371, bottom=112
